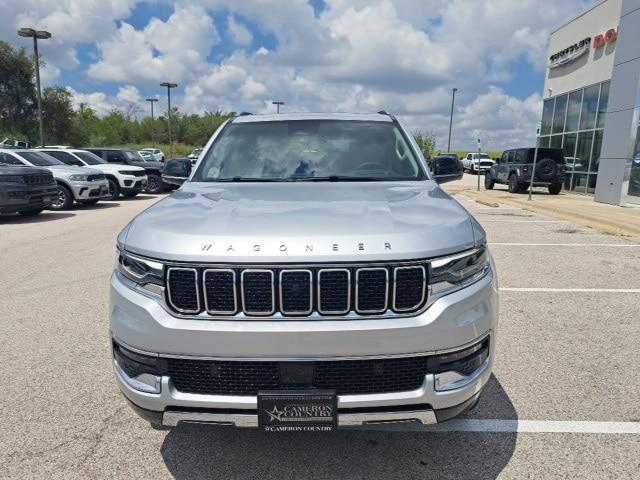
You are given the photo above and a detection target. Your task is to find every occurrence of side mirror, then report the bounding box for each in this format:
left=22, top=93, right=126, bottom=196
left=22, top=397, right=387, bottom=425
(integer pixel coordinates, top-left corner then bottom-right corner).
left=162, top=158, right=192, bottom=186
left=432, top=157, right=463, bottom=184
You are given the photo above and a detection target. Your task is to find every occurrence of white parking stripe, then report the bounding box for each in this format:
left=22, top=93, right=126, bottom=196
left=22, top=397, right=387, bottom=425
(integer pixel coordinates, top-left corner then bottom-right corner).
left=489, top=242, right=640, bottom=247
left=500, top=287, right=640, bottom=293
left=425, top=419, right=640, bottom=434
left=481, top=220, right=568, bottom=223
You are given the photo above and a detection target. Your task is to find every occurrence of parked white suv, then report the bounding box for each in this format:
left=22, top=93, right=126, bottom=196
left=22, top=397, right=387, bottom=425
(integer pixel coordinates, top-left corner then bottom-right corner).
left=462, top=153, right=494, bottom=174
left=141, top=148, right=164, bottom=162
left=0, top=149, right=109, bottom=209
left=39, top=148, right=147, bottom=200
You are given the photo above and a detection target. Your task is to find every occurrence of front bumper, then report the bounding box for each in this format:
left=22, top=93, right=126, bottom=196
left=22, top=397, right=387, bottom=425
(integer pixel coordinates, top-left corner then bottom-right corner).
left=0, top=184, right=57, bottom=213
left=119, top=176, right=148, bottom=192
left=69, top=180, right=111, bottom=200
left=110, top=268, right=497, bottom=427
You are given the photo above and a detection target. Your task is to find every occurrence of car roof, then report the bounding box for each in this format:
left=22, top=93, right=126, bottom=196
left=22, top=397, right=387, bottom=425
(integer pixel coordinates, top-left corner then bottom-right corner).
left=232, top=112, right=393, bottom=123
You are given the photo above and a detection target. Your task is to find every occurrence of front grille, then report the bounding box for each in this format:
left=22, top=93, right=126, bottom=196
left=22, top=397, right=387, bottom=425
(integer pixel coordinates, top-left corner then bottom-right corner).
left=167, top=356, right=431, bottom=396
left=480, top=161, right=493, bottom=168
left=165, top=261, right=428, bottom=318
left=167, top=268, right=200, bottom=313
left=87, top=174, right=106, bottom=181
left=23, top=173, right=53, bottom=185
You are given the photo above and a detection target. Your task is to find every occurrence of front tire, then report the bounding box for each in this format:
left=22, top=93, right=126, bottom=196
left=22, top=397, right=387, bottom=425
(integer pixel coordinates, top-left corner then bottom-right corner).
left=106, top=178, right=120, bottom=200
left=508, top=174, right=521, bottom=194
left=50, top=184, right=74, bottom=210
left=145, top=173, right=163, bottom=194
left=17, top=208, right=43, bottom=216
left=548, top=183, right=562, bottom=195
left=484, top=174, right=495, bottom=190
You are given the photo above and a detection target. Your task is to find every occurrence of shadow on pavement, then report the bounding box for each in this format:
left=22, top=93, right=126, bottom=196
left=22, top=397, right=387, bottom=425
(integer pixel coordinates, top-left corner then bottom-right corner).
left=115, top=194, right=160, bottom=201
left=77, top=202, right=121, bottom=210
left=0, top=211, right=75, bottom=224
left=161, top=375, right=516, bottom=480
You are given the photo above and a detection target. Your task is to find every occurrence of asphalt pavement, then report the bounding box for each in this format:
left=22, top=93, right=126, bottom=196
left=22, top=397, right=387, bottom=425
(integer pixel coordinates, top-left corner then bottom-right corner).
left=1, top=186, right=639, bottom=479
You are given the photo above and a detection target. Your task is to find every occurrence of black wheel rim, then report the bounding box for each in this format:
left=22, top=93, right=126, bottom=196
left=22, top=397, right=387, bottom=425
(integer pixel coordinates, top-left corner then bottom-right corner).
left=51, top=187, right=66, bottom=208
left=148, top=176, right=159, bottom=191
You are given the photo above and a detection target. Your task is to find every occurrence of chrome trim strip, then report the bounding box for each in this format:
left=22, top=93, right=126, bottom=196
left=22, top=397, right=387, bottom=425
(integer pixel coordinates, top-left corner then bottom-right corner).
left=430, top=248, right=481, bottom=269
left=241, top=269, right=275, bottom=315
left=279, top=269, right=313, bottom=315
left=355, top=267, right=389, bottom=314
left=203, top=269, right=237, bottom=315
left=392, top=265, right=426, bottom=312
left=112, top=330, right=491, bottom=362
left=162, top=409, right=437, bottom=428
left=317, top=268, right=351, bottom=315
left=166, top=267, right=200, bottom=314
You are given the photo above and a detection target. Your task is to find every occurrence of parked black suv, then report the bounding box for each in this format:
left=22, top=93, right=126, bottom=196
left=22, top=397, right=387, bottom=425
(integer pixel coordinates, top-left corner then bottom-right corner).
left=85, top=148, right=165, bottom=194
left=485, top=147, right=565, bottom=195
left=0, top=165, right=57, bottom=216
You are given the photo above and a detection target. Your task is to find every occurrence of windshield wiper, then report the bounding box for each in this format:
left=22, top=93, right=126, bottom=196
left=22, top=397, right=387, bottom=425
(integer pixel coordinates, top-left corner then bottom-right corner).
left=209, top=177, right=285, bottom=182
left=289, top=175, right=386, bottom=182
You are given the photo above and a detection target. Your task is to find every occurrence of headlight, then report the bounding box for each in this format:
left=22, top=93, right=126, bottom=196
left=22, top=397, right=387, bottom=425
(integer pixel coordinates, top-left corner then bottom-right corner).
left=116, top=250, right=165, bottom=294
left=68, top=174, right=88, bottom=181
left=429, top=246, right=490, bottom=296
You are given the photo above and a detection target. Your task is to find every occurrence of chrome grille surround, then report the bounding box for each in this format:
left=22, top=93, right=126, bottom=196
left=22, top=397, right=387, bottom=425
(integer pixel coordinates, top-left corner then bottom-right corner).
left=240, top=269, right=275, bottom=315
left=392, top=266, right=426, bottom=312
left=166, top=268, right=200, bottom=314
left=203, top=268, right=237, bottom=315
left=317, top=268, right=351, bottom=315
left=355, top=267, right=389, bottom=314
left=279, top=269, right=313, bottom=315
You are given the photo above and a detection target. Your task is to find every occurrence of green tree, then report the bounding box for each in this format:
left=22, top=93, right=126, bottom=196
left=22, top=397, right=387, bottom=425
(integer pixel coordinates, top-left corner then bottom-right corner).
left=41, top=87, right=75, bottom=145
left=413, top=131, right=437, bottom=160
left=69, top=106, right=100, bottom=147
left=0, top=41, right=37, bottom=138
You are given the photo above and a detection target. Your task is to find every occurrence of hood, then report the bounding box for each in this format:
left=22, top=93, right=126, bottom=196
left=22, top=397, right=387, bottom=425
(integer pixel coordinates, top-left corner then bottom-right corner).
left=0, top=165, right=50, bottom=175
left=46, top=165, right=103, bottom=176
left=91, top=163, right=145, bottom=173
left=123, top=181, right=479, bottom=263
left=136, top=161, right=163, bottom=170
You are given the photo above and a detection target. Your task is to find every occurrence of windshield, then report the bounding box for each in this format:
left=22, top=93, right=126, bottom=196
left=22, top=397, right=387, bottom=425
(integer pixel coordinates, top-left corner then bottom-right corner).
left=192, top=120, right=425, bottom=182
left=124, top=150, right=145, bottom=162
left=75, top=151, right=105, bottom=165
left=18, top=151, right=64, bottom=166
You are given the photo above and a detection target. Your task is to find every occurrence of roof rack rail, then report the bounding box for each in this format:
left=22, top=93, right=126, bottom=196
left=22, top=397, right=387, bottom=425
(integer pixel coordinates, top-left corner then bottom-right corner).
left=377, top=110, right=398, bottom=122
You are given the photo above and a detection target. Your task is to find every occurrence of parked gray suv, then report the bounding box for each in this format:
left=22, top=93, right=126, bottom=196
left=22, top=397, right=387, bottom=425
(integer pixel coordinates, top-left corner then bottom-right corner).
left=111, top=113, right=497, bottom=431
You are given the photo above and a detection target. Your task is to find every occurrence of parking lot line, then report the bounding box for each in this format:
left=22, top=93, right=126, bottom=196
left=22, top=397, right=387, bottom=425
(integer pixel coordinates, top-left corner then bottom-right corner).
left=489, top=242, right=640, bottom=247
left=425, top=419, right=640, bottom=434
left=500, top=287, right=640, bottom=293
left=481, top=220, right=569, bottom=223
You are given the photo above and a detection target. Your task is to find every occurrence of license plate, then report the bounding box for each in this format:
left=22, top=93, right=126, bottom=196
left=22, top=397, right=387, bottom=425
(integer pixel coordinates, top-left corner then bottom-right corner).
left=258, top=391, right=337, bottom=432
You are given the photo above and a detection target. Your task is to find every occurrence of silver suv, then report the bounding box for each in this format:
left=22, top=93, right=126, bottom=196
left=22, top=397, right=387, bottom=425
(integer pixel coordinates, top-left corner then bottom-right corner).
left=111, top=113, right=497, bottom=431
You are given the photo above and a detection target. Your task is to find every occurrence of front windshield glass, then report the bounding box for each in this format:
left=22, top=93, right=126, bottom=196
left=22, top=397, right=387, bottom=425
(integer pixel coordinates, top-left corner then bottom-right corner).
left=192, top=120, right=426, bottom=182
left=75, top=151, right=105, bottom=165
left=18, top=151, right=63, bottom=166
left=124, top=150, right=145, bottom=162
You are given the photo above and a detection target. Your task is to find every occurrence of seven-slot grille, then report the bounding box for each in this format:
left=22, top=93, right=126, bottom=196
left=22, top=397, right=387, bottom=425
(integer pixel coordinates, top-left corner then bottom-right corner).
left=23, top=173, right=53, bottom=185
left=166, top=263, right=426, bottom=317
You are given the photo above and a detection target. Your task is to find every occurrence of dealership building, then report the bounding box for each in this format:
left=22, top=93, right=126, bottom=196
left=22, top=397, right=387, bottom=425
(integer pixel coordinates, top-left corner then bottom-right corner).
left=541, top=0, right=640, bottom=205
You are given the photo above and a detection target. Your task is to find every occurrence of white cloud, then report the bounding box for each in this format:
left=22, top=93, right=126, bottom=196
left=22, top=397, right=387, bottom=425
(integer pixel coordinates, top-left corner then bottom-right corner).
left=227, top=15, right=253, bottom=46
left=88, top=5, right=219, bottom=84
left=2, top=0, right=595, bottom=149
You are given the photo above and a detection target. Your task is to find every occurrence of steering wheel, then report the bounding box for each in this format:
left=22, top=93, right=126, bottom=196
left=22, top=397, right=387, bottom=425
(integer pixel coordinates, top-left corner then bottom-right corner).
left=353, top=162, right=388, bottom=174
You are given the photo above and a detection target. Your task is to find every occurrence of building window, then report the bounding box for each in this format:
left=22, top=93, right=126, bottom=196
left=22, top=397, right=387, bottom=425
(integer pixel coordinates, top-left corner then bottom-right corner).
left=541, top=99, right=554, bottom=136
left=580, top=85, right=600, bottom=131
left=596, top=82, right=609, bottom=129
left=552, top=94, right=567, bottom=134
left=566, top=90, right=583, bottom=132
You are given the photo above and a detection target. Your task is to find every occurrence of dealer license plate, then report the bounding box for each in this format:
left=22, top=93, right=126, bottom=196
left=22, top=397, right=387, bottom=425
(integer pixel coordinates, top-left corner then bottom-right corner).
left=258, top=391, right=337, bottom=432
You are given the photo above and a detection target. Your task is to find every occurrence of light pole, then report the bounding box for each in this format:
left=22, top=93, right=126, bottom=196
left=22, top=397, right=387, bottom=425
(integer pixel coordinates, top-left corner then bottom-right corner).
left=145, top=98, right=158, bottom=148
left=447, top=88, right=457, bottom=153
left=272, top=101, right=284, bottom=113
left=160, top=82, right=177, bottom=159
left=18, top=27, right=51, bottom=147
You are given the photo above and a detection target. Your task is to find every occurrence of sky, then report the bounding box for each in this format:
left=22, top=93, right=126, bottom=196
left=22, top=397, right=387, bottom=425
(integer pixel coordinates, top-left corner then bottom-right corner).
left=1, top=0, right=593, bottom=150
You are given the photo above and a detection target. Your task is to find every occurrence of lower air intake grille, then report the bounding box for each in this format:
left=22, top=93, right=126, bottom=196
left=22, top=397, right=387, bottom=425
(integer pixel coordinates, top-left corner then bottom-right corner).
left=167, top=356, right=431, bottom=396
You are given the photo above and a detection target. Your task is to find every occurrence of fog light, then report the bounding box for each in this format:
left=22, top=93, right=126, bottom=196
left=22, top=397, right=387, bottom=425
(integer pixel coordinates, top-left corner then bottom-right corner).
left=113, top=342, right=166, bottom=394
left=430, top=338, right=490, bottom=392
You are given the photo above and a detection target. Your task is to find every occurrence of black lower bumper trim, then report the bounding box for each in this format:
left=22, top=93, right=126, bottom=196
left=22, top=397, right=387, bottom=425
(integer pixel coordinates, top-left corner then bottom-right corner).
left=433, top=390, right=482, bottom=423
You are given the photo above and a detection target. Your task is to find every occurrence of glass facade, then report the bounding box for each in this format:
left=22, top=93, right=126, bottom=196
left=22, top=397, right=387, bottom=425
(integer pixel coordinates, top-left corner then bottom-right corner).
left=538, top=81, right=609, bottom=194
